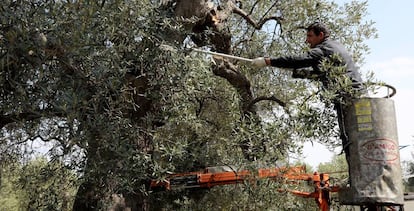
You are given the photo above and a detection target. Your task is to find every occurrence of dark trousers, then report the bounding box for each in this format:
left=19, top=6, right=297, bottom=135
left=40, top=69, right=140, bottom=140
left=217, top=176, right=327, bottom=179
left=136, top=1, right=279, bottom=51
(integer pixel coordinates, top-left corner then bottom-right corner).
left=334, top=102, right=350, bottom=154
left=334, top=101, right=352, bottom=184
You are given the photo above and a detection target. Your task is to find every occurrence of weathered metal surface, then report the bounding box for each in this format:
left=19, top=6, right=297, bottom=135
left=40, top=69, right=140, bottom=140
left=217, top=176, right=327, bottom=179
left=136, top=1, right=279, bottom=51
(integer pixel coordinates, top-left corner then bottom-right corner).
left=339, top=98, right=404, bottom=205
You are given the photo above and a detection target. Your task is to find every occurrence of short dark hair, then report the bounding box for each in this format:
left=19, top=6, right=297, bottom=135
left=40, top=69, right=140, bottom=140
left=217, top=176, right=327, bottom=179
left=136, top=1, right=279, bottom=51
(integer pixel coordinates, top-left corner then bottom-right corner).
left=306, top=22, right=330, bottom=38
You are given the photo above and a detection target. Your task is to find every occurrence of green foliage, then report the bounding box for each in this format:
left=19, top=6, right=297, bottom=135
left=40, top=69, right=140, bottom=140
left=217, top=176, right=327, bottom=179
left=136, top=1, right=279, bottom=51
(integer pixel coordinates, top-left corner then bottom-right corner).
left=0, top=0, right=377, bottom=210
left=318, top=154, right=348, bottom=180
left=0, top=162, right=21, bottom=210
left=402, top=160, right=414, bottom=192
left=232, top=0, right=378, bottom=150
left=0, top=157, right=78, bottom=210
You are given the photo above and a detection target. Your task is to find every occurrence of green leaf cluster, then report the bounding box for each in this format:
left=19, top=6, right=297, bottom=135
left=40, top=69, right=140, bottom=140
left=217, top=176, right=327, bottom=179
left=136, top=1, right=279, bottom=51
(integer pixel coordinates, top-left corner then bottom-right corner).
left=0, top=157, right=78, bottom=210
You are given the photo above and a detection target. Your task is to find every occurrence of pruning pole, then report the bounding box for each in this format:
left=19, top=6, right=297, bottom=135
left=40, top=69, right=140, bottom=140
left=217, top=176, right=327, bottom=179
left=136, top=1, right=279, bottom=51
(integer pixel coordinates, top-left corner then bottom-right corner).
left=192, top=48, right=253, bottom=62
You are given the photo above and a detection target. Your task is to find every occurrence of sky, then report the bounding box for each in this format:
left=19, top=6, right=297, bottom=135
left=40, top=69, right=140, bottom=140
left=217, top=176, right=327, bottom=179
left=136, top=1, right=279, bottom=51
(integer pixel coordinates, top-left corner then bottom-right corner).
left=303, top=0, right=414, bottom=168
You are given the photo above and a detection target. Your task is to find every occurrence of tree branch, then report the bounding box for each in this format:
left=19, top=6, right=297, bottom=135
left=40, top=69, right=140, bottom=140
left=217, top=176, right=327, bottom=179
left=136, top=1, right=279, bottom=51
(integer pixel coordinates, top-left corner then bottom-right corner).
left=0, top=109, right=66, bottom=129
left=231, top=2, right=283, bottom=30
left=0, top=112, right=41, bottom=128
left=247, top=95, right=286, bottom=111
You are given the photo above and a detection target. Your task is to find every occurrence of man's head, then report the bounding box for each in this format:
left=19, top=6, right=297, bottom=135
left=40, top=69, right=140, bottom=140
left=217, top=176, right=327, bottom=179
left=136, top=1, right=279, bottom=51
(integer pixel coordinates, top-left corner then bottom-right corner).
left=305, top=22, right=330, bottom=48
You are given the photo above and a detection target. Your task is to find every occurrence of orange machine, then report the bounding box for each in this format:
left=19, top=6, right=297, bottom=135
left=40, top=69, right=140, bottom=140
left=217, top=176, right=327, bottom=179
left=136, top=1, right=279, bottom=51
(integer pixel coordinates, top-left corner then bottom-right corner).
left=150, top=165, right=341, bottom=211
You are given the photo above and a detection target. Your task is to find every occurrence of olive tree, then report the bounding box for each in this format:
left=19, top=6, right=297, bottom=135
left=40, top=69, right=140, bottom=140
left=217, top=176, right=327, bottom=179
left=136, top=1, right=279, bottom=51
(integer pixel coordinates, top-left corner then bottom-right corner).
left=0, top=0, right=376, bottom=210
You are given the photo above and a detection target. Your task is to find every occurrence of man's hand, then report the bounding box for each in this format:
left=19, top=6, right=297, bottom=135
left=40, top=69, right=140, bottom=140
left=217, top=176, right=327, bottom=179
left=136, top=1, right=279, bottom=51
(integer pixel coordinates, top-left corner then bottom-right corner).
left=252, top=57, right=268, bottom=68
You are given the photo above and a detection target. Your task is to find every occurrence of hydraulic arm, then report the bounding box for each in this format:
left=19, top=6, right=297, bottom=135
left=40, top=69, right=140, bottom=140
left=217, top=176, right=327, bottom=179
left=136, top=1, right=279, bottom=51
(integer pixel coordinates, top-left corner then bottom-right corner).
left=150, top=165, right=340, bottom=211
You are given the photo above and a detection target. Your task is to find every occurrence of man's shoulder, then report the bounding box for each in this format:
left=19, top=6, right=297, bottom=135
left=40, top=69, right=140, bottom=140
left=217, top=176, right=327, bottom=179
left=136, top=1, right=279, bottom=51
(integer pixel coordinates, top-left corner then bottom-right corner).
left=317, top=39, right=347, bottom=54
left=318, top=39, right=341, bottom=47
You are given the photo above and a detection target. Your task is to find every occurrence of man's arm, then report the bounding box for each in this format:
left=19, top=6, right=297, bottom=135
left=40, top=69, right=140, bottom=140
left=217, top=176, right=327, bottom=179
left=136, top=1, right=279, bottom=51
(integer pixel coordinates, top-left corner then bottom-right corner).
left=252, top=48, right=324, bottom=69
left=269, top=48, right=324, bottom=69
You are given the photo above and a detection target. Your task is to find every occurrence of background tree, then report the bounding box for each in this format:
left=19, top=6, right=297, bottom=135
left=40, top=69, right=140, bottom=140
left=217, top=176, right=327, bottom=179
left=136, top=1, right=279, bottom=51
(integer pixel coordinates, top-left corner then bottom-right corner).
left=403, top=161, right=414, bottom=192
left=317, top=154, right=349, bottom=210
left=0, top=0, right=376, bottom=210
left=402, top=137, right=414, bottom=192
left=0, top=157, right=77, bottom=210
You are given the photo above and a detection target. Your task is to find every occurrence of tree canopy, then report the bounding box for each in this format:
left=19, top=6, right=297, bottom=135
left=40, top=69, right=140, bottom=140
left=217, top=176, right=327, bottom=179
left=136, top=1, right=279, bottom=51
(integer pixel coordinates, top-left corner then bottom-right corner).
left=0, top=0, right=377, bottom=210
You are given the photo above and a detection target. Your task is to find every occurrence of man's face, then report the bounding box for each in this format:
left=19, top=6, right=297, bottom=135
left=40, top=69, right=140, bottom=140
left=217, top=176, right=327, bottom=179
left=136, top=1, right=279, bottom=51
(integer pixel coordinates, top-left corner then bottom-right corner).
left=306, top=30, right=325, bottom=48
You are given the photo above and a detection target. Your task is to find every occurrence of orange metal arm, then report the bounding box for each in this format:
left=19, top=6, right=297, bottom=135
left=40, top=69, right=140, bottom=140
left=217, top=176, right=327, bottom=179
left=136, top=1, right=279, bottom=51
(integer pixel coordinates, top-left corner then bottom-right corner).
left=149, top=165, right=340, bottom=211
left=150, top=166, right=309, bottom=190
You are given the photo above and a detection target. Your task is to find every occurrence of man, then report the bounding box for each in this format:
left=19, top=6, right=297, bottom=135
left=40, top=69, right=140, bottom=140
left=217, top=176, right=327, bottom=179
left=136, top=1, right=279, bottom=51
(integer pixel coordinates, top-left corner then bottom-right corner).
left=252, top=22, right=364, bottom=91
left=252, top=22, right=366, bottom=170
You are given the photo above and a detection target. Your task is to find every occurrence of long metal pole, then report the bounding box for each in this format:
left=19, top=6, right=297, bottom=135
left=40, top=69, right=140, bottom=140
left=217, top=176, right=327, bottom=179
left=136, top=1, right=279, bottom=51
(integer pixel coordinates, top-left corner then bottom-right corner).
left=192, top=48, right=253, bottom=62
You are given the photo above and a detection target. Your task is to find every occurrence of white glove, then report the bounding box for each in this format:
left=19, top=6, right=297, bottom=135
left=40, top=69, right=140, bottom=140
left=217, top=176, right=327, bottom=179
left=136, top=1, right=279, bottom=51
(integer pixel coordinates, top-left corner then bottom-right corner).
left=252, top=57, right=267, bottom=68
